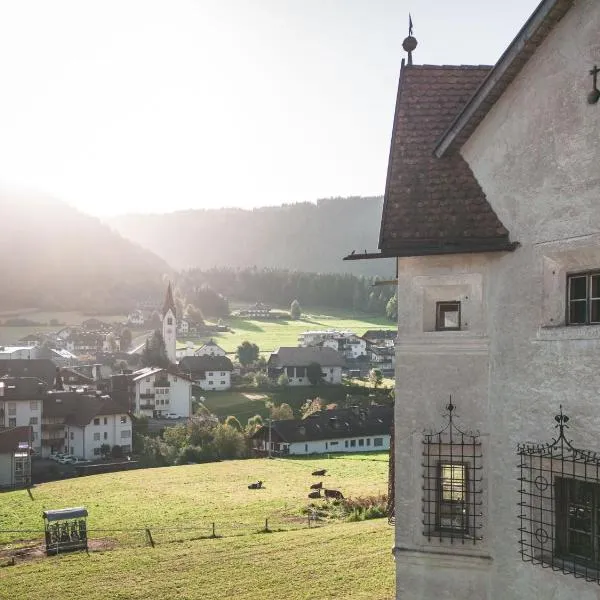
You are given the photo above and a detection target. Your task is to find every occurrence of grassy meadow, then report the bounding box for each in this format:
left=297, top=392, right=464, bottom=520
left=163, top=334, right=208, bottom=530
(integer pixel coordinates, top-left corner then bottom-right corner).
left=0, top=455, right=393, bottom=599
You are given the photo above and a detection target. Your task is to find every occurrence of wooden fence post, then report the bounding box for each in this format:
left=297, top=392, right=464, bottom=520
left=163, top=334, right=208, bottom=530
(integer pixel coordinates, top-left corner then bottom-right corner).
left=211, top=522, right=216, bottom=538
left=145, top=528, right=155, bottom=548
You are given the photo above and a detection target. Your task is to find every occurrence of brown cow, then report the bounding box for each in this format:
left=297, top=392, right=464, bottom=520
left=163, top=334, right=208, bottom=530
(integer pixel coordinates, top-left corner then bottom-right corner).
left=310, top=482, right=323, bottom=490
left=311, top=469, right=327, bottom=476
left=248, top=481, right=263, bottom=489
left=324, top=489, right=344, bottom=500
left=308, top=490, right=322, bottom=499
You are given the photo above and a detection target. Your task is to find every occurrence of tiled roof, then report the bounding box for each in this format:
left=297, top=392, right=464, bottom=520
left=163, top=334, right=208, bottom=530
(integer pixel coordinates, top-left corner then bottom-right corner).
left=0, top=377, right=47, bottom=399
left=268, top=347, right=346, bottom=368
left=251, top=405, right=392, bottom=443
left=179, top=356, right=234, bottom=373
left=0, top=426, right=33, bottom=454
left=379, top=65, right=513, bottom=255
left=43, top=391, right=127, bottom=426
left=0, top=359, right=57, bottom=386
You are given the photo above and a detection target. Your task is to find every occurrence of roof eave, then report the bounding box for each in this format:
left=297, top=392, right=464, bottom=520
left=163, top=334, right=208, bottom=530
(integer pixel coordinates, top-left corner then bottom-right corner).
left=434, top=0, right=573, bottom=157
left=344, top=239, right=519, bottom=260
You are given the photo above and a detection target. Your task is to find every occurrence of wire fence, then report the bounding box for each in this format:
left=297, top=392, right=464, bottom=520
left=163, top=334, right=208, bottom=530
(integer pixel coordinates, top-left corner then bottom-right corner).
left=0, top=512, right=325, bottom=559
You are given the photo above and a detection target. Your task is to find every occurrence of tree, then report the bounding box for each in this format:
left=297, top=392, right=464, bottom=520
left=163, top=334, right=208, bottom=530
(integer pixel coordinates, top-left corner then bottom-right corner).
left=100, top=443, right=111, bottom=459
left=369, top=368, right=383, bottom=389
left=120, top=328, right=133, bottom=352
left=111, top=444, right=123, bottom=459
left=147, top=311, right=162, bottom=329
left=212, top=424, right=247, bottom=459
left=277, top=373, right=290, bottom=387
left=245, top=414, right=263, bottom=435
left=141, top=330, right=171, bottom=368
left=301, top=397, right=323, bottom=419
left=185, top=304, right=205, bottom=325
left=253, top=372, right=270, bottom=389
left=306, top=362, right=324, bottom=386
left=236, top=341, right=259, bottom=367
left=271, top=402, right=293, bottom=421
left=386, top=293, right=398, bottom=321
left=224, top=415, right=242, bottom=431
left=290, top=299, right=301, bottom=320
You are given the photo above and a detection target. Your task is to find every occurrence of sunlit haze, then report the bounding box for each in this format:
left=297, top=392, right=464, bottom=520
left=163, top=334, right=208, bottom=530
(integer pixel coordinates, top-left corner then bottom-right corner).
left=0, top=0, right=540, bottom=216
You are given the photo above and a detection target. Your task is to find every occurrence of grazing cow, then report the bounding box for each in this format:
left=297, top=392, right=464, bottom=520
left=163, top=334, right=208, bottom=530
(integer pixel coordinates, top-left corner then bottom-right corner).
left=310, top=482, right=323, bottom=490
left=324, top=489, right=344, bottom=500
left=308, top=490, right=322, bottom=499
left=311, top=469, right=327, bottom=477
left=248, top=481, right=263, bottom=490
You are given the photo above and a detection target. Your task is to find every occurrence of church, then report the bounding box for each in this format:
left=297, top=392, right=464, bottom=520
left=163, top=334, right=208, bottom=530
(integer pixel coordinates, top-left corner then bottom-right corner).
left=347, top=0, right=600, bottom=597
left=161, top=281, right=178, bottom=364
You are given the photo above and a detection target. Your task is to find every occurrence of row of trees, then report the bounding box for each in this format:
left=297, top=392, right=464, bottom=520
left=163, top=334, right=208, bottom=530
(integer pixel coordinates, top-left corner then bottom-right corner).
left=179, top=267, right=396, bottom=320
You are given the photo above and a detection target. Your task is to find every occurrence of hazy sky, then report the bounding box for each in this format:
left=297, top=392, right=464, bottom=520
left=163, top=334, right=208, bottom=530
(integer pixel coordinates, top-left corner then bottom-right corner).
left=0, top=0, right=540, bottom=217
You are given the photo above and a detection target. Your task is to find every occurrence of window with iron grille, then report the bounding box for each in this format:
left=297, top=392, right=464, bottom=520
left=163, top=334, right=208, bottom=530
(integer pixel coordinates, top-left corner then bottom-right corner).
left=567, top=272, right=600, bottom=325
left=436, top=301, right=461, bottom=331
left=518, top=406, right=600, bottom=583
left=422, top=401, right=483, bottom=543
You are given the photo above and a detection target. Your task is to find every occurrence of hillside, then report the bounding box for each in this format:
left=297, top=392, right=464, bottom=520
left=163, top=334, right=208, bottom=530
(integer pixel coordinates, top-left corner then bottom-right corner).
left=0, top=456, right=394, bottom=599
left=0, top=193, right=171, bottom=312
left=108, top=196, right=395, bottom=277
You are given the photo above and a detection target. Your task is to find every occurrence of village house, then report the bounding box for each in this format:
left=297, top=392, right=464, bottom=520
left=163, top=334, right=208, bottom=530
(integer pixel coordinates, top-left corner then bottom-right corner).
left=43, top=391, right=131, bottom=459
left=0, top=378, right=44, bottom=455
left=361, top=329, right=397, bottom=348
left=238, top=302, right=273, bottom=318
left=321, top=334, right=367, bottom=360
left=131, top=367, right=192, bottom=419
left=267, top=347, right=345, bottom=385
left=194, top=340, right=227, bottom=357
left=178, top=355, right=233, bottom=391
left=0, top=426, right=33, bottom=489
left=0, top=346, right=39, bottom=360
left=0, top=359, right=58, bottom=388
left=251, top=405, right=392, bottom=456
left=297, top=329, right=356, bottom=347
left=127, top=309, right=145, bottom=327
left=345, top=1, right=600, bottom=598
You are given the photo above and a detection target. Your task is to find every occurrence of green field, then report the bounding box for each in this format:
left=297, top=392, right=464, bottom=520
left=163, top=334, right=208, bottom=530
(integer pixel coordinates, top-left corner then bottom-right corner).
left=0, top=455, right=393, bottom=599
left=200, top=384, right=374, bottom=422
left=185, top=310, right=393, bottom=354
left=0, top=310, right=126, bottom=345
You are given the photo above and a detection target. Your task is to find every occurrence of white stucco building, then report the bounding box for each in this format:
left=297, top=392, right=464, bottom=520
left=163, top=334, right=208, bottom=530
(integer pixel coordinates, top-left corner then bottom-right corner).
left=132, top=367, right=192, bottom=418
left=251, top=405, right=392, bottom=456
left=0, top=346, right=39, bottom=360
left=346, top=1, right=600, bottom=598
left=0, top=378, right=43, bottom=455
left=194, top=340, right=226, bottom=357
left=178, top=356, right=233, bottom=391
left=267, top=347, right=345, bottom=386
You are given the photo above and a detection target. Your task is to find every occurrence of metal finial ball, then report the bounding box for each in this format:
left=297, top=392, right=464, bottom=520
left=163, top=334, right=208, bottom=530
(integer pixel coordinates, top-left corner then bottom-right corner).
left=402, top=36, right=418, bottom=53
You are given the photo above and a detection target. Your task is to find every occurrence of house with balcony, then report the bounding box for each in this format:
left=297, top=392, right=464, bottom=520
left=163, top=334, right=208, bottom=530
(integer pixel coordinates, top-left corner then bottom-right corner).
left=194, top=340, right=227, bottom=357
left=179, top=355, right=233, bottom=391
left=131, top=367, right=192, bottom=418
left=0, top=426, right=33, bottom=489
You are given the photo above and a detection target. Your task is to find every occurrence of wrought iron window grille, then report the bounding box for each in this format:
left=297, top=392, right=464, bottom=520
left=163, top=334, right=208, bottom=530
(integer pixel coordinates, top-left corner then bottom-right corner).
left=518, top=406, right=600, bottom=583
left=422, top=400, right=483, bottom=543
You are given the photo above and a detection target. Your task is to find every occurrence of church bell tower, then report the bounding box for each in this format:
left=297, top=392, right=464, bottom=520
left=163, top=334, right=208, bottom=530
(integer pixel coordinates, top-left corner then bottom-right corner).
left=162, top=282, right=177, bottom=363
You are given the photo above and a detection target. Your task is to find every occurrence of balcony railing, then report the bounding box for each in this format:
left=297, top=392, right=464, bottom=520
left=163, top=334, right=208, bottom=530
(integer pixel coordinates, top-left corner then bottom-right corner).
left=140, top=393, right=155, bottom=399
left=139, top=403, right=155, bottom=410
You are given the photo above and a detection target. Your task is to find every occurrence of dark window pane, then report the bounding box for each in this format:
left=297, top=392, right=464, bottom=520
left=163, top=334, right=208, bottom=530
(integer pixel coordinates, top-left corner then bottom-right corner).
left=591, top=300, right=600, bottom=323
left=592, top=275, right=600, bottom=299
left=569, top=300, right=587, bottom=324
left=569, top=276, right=587, bottom=300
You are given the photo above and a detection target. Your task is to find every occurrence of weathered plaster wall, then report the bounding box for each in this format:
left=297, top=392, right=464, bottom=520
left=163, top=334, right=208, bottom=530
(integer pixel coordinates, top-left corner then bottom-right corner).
left=395, top=1, right=600, bottom=597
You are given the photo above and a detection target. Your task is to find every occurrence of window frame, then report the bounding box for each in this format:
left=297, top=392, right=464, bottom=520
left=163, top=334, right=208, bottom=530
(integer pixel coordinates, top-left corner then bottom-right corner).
left=435, top=301, right=462, bottom=331
left=436, top=462, right=469, bottom=534
left=566, top=271, right=600, bottom=326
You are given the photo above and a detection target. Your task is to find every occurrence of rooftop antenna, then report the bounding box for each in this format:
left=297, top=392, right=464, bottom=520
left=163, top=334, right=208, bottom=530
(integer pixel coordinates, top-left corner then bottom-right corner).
left=402, top=13, right=418, bottom=66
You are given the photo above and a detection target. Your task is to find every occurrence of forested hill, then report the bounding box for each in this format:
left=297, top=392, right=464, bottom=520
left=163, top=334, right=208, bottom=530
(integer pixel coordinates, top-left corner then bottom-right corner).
left=108, top=196, right=394, bottom=277
left=0, top=194, right=171, bottom=312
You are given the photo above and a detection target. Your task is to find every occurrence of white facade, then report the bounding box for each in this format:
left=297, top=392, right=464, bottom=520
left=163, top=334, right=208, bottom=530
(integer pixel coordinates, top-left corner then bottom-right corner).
left=127, top=309, right=145, bottom=326
left=177, top=319, right=189, bottom=335
left=194, top=370, right=231, bottom=391
left=281, top=365, right=342, bottom=386
left=65, top=414, right=132, bottom=459
left=0, top=346, right=38, bottom=360
left=0, top=397, right=41, bottom=455
left=133, top=368, right=192, bottom=418
left=391, top=3, right=600, bottom=599
left=287, top=434, right=390, bottom=455
left=297, top=330, right=356, bottom=347
left=162, top=307, right=177, bottom=364
left=194, top=342, right=226, bottom=357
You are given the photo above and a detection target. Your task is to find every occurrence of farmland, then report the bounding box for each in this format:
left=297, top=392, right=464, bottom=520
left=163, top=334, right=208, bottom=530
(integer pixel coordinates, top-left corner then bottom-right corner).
left=0, top=455, right=394, bottom=599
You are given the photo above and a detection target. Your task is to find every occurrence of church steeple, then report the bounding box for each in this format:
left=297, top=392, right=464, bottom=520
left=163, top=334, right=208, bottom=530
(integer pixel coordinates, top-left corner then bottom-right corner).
left=162, top=282, right=177, bottom=363
left=162, top=282, right=177, bottom=319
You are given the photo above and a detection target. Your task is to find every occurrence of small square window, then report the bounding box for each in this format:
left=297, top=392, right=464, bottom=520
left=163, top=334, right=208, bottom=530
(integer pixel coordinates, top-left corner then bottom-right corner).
left=358, top=439, right=364, bottom=447
left=30, top=401, right=38, bottom=411
left=93, top=418, right=100, bottom=425
left=120, top=415, right=127, bottom=424
left=104, top=417, right=108, bottom=425
left=104, top=432, right=108, bottom=440
left=436, top=301, right=461, bottom=331
left=93, top=433, right=100, bottom=441
left=374, top=437, right=383, bottom=447
left=29, top=417, right=38, bottom=425
left=567, top=272, right=600, bottom=325
left=350, top=439, right=356, bottom=448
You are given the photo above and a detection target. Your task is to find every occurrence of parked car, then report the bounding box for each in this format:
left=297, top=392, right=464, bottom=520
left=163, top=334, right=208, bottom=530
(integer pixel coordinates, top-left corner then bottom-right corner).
left=66, top=457, right=92, bottom=465
left=57, top=455, right=76, bottom=464
left=50, top=453, right=66, bottom=462
left=163, top=413, right=180, bottom=420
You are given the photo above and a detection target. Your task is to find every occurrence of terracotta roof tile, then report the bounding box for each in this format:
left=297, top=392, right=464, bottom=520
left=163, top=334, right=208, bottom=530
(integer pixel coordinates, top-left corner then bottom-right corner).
left=379, top=65, right=513, bottom=254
